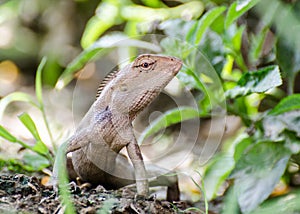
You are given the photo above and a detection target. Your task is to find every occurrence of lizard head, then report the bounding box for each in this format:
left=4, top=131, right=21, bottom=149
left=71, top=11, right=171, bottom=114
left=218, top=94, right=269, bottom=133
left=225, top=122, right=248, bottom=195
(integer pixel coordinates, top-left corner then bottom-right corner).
left=131, top=54, right=182, bottom=76
left=109, top=54, right=182, bottom=119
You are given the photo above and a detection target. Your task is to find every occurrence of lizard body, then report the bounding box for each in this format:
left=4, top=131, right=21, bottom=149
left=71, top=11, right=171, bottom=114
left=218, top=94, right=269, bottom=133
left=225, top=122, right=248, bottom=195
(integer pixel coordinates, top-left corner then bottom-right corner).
left=57, top=54, right=182, bottom=201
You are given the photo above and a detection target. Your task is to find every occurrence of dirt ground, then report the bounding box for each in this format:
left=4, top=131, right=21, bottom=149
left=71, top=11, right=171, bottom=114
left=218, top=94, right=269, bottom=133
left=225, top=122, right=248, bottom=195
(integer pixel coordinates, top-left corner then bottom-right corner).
left=0, top=172, right=221, bottom=214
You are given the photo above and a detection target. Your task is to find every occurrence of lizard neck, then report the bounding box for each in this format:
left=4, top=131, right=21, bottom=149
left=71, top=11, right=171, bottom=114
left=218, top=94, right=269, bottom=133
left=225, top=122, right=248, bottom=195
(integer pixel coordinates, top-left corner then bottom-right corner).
left=128, top=88, right=161, bottom=121
left=95, top=82, right=162, bottom=122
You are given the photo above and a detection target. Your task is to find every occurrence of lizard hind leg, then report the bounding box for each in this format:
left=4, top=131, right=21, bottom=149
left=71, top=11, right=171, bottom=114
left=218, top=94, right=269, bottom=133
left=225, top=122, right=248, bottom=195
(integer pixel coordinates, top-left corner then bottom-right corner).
left=107, top=153, right=136, bottom=189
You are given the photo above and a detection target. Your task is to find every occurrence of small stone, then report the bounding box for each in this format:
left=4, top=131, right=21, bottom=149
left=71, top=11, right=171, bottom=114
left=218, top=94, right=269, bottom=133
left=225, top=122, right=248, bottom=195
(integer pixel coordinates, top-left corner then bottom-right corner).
left=80, top=206, right=96, bottom=214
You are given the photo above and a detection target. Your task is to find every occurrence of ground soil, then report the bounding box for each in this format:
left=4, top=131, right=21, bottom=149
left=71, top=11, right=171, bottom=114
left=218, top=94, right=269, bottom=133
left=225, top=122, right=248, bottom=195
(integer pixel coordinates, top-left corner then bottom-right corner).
left=0, top=173, right=218, bottom=214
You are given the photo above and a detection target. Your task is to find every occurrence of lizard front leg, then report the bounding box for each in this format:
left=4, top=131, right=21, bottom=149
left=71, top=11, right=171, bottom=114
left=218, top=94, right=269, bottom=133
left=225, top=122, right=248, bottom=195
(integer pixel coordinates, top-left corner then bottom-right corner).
left=126, top=138, right=149, bottom=198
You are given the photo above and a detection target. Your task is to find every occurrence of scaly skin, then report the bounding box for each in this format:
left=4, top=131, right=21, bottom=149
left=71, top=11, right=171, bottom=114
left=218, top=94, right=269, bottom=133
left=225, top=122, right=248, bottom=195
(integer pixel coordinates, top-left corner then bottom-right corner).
left=57, top=54, right=182, bottom=201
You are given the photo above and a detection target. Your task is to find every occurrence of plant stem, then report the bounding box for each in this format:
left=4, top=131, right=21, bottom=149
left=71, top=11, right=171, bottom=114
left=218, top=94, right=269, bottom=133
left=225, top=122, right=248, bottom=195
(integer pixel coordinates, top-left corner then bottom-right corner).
left=40, top=106, right=57, bottom=152
left=287, top=74, right=295, bottom=95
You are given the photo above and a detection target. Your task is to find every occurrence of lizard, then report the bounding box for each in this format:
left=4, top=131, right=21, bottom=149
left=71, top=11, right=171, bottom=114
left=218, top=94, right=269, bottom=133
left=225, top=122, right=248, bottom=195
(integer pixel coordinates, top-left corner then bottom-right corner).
left=53, top=54, right=182, bottom=201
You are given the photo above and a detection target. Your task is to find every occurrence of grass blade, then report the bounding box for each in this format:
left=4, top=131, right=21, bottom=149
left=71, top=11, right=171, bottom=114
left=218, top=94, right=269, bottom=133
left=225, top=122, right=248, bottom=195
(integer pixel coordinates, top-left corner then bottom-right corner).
left=0, top=125, right=32, bottom=150
left=186, top=6, right=226, bottom=45
left=0, top=125, right=17, bottom=142
left=225, top=0, right=260, bottom=29
left=35, top=57, right=47, bottom=106
left=54, top=141, right=76, bottom=214
left=18, top=113, right=42, bottom=141
left=18, top=113, right=50, bottom=158
left=0, top=92, right=37, bottom=121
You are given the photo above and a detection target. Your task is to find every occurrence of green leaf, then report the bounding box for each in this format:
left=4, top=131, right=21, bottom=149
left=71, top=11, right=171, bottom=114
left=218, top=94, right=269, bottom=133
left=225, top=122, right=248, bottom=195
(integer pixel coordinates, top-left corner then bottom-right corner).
left=222, top=187, right=240, bottom=214
left=138, top=107, right=199, bottom=145
left=237, top=0, right=257, bottom=10
left=249, top=28, right=269, bottom=64
left=56, top=33, right=161, bottom=89
left=231, top=141, right=291, bottom=213
left=0, top=92, right=37, bottom=121
left=140, top=0, right=166, bottom=8
left=35, top=57, right=47, bottom=106
left=203, top=134, right=251, bottom=200
left=18, top=113, right=50, bottom=156
left=269, top=94, right=300, bottom=116
left=232, top=136, right=253, bottom=162
left=225, top=65, right=282, bottom=99
left=18, top=113, right=42, bottom=141
left=23, top=153, right=50, bottom=171
left=276, top=39, right=300, bottom=94
left=31, top=140, right=50, bottom=156
left=231, top=25, right=245, bottom=52
left=0, top=125, right=17, bottom=142
left=122, top=1, right=204, bottom=22
left=250, top=189, right=300, bottom=214
left=6, top=158, right=36, bottom=172
left=263, top=111, right=300, bottom=145
left=0, top=117, right=49, bottom=159
left=81, top=1, right=123, bottom=48
left=223, top=24, right=248, bottom=71
left=282, top=130, right=300, bottom=154
left=181, top=66, right=207, bottom=92
left=186, top=6, right=226, bottom=45
left=203, top=154, right=235, bottom=200
left=0, top=125, right=32, bottom=150
left=229, top=96, right=253, bottom=126
left=225, top=0, right=260, bottom=29
left=199, top=30, right=226, bottom=74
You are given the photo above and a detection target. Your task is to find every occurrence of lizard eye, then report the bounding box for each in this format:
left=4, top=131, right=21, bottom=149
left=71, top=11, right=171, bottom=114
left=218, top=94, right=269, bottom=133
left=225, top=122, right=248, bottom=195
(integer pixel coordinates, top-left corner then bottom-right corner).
left=134, top=56, right=156, bottom=72
left=139, top=60, right=155, bottom=72
left=142, top=62, right=149, bottom=68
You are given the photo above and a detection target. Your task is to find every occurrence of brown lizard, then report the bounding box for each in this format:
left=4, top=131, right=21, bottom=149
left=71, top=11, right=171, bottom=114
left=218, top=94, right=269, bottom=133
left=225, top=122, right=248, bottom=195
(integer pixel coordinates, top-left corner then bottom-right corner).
left=53, top=54, right=182, bottom=201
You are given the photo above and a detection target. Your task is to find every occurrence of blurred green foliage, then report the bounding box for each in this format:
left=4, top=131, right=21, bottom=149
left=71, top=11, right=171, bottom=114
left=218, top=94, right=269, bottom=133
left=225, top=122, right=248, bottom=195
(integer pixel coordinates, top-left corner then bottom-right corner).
left=0, top=0, right=98, bottom=85
left=0, top=0, right=300, bottom=213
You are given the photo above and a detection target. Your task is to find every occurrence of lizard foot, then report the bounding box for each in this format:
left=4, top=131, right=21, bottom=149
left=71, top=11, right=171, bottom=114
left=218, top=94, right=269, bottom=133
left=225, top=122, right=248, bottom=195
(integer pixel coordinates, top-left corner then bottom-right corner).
left=134, top=193, right=148, bottom=201
left=166, top=183, right=180, bottom=202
